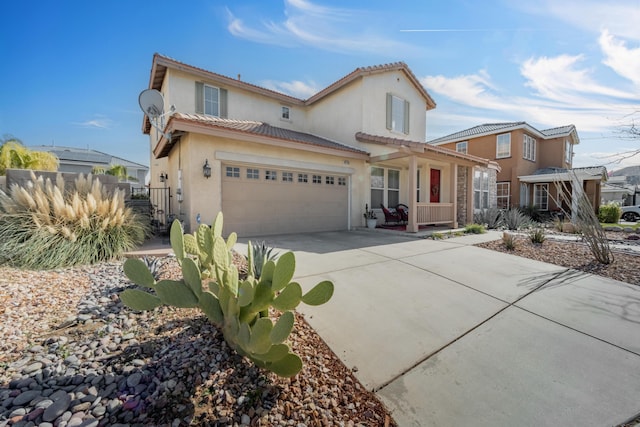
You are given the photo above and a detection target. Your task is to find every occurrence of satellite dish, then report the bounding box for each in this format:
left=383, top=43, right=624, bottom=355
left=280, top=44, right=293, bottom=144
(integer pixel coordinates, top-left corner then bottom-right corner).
left=138, top=89, right=165, bottom=119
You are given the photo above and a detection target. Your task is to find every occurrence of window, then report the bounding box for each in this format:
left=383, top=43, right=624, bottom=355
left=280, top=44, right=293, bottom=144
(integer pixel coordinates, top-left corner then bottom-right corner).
left=312, top=175, right=322, bottom=184
left=473, top=169, right=490, bottom=210
left=225, top=166, right=240, bottom=178
left=496, top=133, right=511, bottom=158
left=281, top=106, right=290, bottom=120
left=338, top=177, right=346, bottom=186
left=265, top=170, right=277, bottom=181
left=247, top=168, right=259, bottom=179
left=534, top=184, right=548, bottom=210
left=523, top=135, right=536, bottom=161
left=370, top=167, right=400, bottom=208
left=386, top=93, right=410, bottom=134
left=520, top=183, right=530, bottom=207
left=565, top=140, right=572, bottom=164
left=325, top=176, right=335, bottom=185
left=195, top=82, right=227, bottom=118
left=298, top=173, right=308, bottom=183
left=456, top=141, right=468, bottom=154
left=282, top=172, right=293, bottom=182
left=497, top=182, right=510, bottom=209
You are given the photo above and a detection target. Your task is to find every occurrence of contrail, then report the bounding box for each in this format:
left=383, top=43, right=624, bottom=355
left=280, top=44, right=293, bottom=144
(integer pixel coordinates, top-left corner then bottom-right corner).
left=400, top=28, right=546, bottom=32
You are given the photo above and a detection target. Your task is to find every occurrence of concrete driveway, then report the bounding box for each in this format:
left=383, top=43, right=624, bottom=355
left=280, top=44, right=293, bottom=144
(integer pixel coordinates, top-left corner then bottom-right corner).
left=239, top=230, right=640, bottom=427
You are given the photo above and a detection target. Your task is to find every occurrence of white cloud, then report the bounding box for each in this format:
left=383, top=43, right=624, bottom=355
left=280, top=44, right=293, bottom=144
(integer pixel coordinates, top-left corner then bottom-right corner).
left=599, top=30, right=640, bottom=87
left=225, top=0, right=416, bottom=55
left=261, top=79, right=319, bottom=99
left=72, top=116, right=112, bottom=129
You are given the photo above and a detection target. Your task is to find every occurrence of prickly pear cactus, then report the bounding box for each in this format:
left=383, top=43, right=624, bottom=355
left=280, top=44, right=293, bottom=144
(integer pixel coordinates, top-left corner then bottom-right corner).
left=120, top=212, right=334, bottom=378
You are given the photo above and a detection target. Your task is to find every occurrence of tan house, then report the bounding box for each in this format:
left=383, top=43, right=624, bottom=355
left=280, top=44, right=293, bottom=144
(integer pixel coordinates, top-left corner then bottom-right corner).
left=428, top=122, right=604, bottom=214
left=142, top=54, right=499, bottom=236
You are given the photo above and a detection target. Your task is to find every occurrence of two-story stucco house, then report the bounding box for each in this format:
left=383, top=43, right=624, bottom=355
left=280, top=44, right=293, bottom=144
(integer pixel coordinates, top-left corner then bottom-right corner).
left=142, top=54, right=499, bottom=236
left=429, top=122, right=605, bottom=214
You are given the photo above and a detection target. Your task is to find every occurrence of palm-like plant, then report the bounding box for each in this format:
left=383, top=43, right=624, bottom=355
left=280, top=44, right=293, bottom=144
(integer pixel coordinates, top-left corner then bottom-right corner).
left=105, top=164, right=128, bottom=182
left=0, top=139, right=59, bottom=175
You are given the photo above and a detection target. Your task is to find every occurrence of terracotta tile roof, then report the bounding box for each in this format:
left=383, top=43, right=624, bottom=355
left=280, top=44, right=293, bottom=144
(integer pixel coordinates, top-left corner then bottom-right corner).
left=169, top=113, right=367, bottom=155
left=355, top=132, right=499, bottom=169
left=428, top=122, right=579, bottom=145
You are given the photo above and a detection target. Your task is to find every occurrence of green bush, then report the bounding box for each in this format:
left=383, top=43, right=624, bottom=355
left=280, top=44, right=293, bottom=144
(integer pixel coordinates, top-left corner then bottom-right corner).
left=464, top=223, right=486, bottom=234
left=503, top=208, right=531, bottom=230
left=598, top=202, right=621, bottom=223
left=529, top=228, right=546, bottom=244
left=473, top=207, right=503, bottom=229
left=0, top=173, right=146, bottom=269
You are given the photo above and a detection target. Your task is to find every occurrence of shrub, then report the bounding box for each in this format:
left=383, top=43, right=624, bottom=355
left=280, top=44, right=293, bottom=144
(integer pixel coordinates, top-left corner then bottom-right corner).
left=121, top=213, right=334, bottom=378
left=503, top=208, right=531, bottom=230
left=521, top=205, right=544, bottom=222
left=249, top=241, right=279, bottom=279
left=529, top=228, right=546, bottom=244
left=431, top=232, right=444, bottom=240
left=502, top=232, right=516, bottom=250
left=0, top=173, right=146, bottom=269
left=598, top=202, right=622, bottom=223
left=464, top=223, right=486, bottom=234
left=473, top=207, right=503, bottom=229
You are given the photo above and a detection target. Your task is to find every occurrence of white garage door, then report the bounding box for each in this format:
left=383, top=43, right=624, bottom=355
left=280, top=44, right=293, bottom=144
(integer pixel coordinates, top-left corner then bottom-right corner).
left=222, top=164, right=349, bottom=237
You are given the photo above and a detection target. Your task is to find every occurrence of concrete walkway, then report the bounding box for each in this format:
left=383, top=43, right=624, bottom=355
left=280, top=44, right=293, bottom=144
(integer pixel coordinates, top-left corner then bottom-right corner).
left=236, top=230, right=640, bottom=427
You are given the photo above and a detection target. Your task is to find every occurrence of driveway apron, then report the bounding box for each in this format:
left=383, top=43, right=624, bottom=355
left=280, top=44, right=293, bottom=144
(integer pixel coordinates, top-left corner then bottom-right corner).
left=240, top=230, right=640, bottom=427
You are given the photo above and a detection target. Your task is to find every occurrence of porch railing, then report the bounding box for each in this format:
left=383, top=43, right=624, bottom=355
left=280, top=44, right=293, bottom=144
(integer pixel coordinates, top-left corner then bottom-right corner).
left=416, top=203, right=454, bottom=225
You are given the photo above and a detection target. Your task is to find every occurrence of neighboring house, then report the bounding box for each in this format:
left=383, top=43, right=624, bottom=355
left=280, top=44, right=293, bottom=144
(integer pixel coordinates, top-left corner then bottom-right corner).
left=30, top=145, right=149, bottom=184
left=601, top=175, right=635, bottom=205
left=142, top=54, right=499, bottom=236
left=428, top=122, right=604, bottom=214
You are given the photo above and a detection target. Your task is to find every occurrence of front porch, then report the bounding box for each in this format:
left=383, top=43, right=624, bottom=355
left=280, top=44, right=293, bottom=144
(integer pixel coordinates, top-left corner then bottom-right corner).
left=357, top=132, right=500, bottom=233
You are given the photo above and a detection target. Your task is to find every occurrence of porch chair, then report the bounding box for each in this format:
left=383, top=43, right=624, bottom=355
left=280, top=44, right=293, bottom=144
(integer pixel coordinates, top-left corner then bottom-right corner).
left=380, top=204, right=403, bottom=225
left=396, top=204, right=409, bottom=224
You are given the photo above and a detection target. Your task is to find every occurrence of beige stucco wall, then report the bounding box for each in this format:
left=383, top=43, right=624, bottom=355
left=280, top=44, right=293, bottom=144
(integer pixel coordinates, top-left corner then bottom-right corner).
left=165, top=133, right=369, bottom=232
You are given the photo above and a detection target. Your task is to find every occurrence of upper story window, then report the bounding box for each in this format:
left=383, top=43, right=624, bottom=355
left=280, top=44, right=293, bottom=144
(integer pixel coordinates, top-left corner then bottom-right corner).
left=386, top=93, right=410, bottom=134
left=195, top=82, right=227, bottom=118
left=281, top=106, right=290, bottom=120
left=565, top=140, right=572, bottom=164
left=496, top=133, right=511, bottom=159
left=523, top=134, right=536, bottom=161
left=456, top=141, right=468, bottom=154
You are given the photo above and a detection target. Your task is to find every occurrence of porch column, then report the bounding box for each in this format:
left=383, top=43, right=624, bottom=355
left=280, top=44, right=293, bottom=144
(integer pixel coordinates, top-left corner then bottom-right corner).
left=467, top=167, right=475, bottom=225
left=407, top=155, right=418, bottom=232
left=450, top=164, right=458, bottom=228
left=571, top=178, right=583, bottom=223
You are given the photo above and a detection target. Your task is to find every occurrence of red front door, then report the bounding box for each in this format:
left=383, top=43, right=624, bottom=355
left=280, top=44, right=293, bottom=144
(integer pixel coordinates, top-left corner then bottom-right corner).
left=430, top=169, right=440, bottom=203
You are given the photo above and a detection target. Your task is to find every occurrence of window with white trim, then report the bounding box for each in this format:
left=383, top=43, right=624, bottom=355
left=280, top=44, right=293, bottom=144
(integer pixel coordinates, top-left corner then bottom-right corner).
left=371, top=167, right=400, bottom=208
left=312, top=175, right=322, bottom=184
left=225, top=166, right=240, bottom=178
left=534, top=183, right=549, bottom=210
left=496, top=133, right=511, bottom=158
left=195, top=82, right=227, bottom=118
left=497, top=182, right=510, bottom=209
left=386, top=93, right=410, bottom=134
left=473, top=169, right=490, bottom=210
left=523, top=134, right=536, bottom=161
left=247, top=168, right=259, bottom=179
left=204, top=85, right=220, bottom=117
left=298, top=173, right=308, bottom=183
left=338, top=177, right=346, bottom=186
left=456, top=141, right=468, bottom=154
left=282, top=172, right=293, bottom=182
left=281, top=106, right=290, bottom=120
left=565, top=140, right=572, bottom=164
left=265, top=170, right=277, bottom=181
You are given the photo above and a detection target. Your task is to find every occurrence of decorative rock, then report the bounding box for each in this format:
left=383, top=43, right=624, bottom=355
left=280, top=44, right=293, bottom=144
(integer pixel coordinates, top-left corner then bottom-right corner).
left=12, top=390, right=41, bottom=406
left=22, top=362, right=43, bottom=375
left=42, top=392, right=71, bottom=422
left=241, top=414, right=251, bottom=425
left=126, top=372, right=142, bottom=388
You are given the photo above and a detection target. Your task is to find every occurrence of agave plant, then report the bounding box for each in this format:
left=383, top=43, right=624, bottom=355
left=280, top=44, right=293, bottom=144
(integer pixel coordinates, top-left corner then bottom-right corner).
left=249, top=241, right=279, bottom=279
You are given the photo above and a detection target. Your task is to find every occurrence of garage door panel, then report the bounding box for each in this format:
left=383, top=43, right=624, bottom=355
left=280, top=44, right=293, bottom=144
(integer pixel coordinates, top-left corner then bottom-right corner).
left=222, top=165, right=348, bottom=237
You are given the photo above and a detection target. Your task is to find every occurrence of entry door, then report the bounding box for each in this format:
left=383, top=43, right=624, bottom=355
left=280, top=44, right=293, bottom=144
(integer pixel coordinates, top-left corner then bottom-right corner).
left=430, top=168, right=440, bottom=203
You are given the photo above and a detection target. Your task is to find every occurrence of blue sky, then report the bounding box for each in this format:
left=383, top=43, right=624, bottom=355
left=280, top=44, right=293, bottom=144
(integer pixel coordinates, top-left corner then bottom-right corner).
left=2, top=0, right=639, bottom=169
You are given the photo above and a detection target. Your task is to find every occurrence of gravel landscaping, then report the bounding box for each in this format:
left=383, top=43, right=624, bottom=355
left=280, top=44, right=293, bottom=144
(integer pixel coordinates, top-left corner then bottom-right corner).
left=0, top=259, right=393, bottom=426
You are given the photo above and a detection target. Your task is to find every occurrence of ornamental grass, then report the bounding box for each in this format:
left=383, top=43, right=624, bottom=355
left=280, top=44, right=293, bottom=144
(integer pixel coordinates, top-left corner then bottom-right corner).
left=0, top=172, right=147, bottom=269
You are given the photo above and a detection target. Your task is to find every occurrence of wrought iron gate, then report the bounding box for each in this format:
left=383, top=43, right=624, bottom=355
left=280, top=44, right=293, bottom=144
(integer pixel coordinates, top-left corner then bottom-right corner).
left=131, top=187, right=172, bottom=234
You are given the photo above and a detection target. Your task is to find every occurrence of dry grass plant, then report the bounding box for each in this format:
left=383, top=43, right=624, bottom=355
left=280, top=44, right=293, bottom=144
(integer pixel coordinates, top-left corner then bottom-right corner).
left=0, top=172, right=146, bottom=269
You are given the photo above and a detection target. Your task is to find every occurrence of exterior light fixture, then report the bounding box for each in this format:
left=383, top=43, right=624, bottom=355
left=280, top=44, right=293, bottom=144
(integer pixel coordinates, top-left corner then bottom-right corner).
left=203, top=159, right=211, bottom=179
left=159, top=172, right=168, bottom=182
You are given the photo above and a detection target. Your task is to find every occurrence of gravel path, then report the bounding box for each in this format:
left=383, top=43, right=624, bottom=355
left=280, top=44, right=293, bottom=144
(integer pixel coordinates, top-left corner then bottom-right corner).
left=0, top=259, right=393, bottom=426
